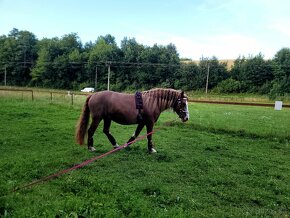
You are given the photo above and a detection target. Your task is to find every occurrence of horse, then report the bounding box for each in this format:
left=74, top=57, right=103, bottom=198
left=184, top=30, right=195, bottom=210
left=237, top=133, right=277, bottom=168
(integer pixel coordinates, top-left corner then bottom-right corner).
left=75, top=88, right=189, bottom=153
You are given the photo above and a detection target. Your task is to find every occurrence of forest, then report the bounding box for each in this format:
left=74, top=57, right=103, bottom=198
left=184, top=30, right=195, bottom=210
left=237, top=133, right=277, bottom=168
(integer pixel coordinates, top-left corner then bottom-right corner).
left=0, top=28, right=289, bottom=97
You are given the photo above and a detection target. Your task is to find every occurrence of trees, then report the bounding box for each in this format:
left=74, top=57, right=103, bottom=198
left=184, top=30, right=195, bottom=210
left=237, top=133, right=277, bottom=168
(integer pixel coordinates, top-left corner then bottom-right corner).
left=87, top=34, right=121, bottom=90
left=1, top=28, right=290, bottom=96
left=31, top=33, right=83, bottom=88
left=176, top=62, right=199, bottom=90
left=137, top=43, right=180, bottom=89
left=231, top=54, right=274, bottom=93
left=270, top=48, right=290, bottom=97
left=0, top=28, right=37, bottom=86
left=202, top=57, right=228, bottom=90
left=119, top=37, right=145, bottom=90
left=118, top=39, right=180, bottom=90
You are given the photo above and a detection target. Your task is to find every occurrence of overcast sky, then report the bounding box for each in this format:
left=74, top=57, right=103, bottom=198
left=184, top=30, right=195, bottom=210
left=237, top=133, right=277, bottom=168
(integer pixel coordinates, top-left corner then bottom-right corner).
left=1, top=0, right=289, bottom=59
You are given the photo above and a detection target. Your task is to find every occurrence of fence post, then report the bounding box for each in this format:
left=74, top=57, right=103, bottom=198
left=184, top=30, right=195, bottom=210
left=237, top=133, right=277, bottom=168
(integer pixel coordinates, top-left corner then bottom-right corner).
left=50, top=92, right=52, bottom=103
left=71, top=93, right=74, bottom=105
left=31, top=90, right=34, bottom=101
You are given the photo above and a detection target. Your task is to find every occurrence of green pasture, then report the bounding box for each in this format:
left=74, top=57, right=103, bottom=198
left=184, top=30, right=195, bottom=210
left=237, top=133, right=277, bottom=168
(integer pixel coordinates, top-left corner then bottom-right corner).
left=0, top=97, right=290, bottom=217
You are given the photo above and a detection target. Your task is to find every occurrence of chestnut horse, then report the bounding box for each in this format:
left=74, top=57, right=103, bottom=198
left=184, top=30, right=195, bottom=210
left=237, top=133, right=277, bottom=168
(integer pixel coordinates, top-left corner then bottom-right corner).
left=75, top=88, right=189, bottom=153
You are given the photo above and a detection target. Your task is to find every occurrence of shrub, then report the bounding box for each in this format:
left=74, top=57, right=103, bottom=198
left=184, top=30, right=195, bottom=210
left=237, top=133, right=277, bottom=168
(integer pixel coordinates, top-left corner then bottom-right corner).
left=214, top=78, right=242, bottom=93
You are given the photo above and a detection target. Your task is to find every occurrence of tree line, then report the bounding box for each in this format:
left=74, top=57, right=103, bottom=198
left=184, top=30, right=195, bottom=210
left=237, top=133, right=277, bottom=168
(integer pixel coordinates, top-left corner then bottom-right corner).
left=0, top=28, right=289, bottom=97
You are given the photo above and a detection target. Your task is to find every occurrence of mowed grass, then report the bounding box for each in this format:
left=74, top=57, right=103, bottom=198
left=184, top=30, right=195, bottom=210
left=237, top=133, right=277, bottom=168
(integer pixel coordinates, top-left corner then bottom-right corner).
left=0, top=97, right=290, bottom=217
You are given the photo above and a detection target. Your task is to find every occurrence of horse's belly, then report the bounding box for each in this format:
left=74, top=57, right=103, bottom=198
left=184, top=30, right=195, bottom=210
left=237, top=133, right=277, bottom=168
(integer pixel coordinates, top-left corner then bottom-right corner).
left=111, top=115, right=136, bottom=125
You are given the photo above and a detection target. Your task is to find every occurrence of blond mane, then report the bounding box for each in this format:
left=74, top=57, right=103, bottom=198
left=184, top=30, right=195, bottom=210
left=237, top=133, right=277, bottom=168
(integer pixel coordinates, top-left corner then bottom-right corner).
left=142, top=88, right=181, bottom=112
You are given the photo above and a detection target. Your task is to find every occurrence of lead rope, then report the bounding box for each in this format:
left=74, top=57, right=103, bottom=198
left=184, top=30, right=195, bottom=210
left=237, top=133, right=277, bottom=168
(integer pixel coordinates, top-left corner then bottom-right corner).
left=13, top=118, right=178, bottom=192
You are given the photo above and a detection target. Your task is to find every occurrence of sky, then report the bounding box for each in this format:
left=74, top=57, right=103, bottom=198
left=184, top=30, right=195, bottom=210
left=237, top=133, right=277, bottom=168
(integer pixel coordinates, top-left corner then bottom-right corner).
left=0, top=0, right=290, bottom=60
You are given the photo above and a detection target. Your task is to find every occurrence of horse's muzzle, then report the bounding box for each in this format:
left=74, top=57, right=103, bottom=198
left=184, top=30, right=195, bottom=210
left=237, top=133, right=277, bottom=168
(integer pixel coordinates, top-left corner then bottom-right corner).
left=181, top=117, right=189, bottom=122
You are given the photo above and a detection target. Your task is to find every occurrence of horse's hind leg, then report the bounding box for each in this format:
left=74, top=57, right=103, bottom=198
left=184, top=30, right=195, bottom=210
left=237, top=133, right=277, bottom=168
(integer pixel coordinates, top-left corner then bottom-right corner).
left=87, top=117, right=101, bottom=151
left=103, top=118, right=119, bottom=148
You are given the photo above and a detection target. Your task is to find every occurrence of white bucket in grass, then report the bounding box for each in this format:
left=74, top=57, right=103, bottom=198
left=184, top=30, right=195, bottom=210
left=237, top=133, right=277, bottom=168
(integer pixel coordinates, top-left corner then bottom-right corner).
left=274, top=101, right=283, bottom=110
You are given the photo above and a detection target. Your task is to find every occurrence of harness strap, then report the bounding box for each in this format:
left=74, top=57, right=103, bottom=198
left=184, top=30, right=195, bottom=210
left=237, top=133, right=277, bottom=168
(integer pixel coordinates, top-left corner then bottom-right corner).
left=135, top=91, right=143, bottom=123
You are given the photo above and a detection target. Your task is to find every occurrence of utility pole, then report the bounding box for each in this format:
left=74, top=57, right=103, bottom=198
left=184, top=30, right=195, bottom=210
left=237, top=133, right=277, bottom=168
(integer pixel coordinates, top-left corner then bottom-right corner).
left=107, top=62, right=111, bottom=91
left=23, top=45, right=27, bottom=67
left=205, top=61, right=210, bottom=94
left=95, top=66, right=97, bottom=91
left=4, top=65, right=7, bottom=86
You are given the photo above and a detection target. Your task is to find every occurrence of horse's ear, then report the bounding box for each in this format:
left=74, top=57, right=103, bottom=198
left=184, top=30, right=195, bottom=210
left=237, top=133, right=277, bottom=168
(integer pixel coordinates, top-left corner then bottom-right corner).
left=181, top=91, right=184, bottom=98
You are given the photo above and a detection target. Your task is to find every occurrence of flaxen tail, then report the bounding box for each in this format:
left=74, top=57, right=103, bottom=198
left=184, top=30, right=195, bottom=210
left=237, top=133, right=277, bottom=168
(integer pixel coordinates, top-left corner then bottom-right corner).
left=75, top=95, right=92, bottom=145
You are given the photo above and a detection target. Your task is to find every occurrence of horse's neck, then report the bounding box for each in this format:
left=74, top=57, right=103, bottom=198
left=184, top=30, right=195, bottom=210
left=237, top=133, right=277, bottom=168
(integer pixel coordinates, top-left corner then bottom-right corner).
left=143, top=89, right=178, bottom=112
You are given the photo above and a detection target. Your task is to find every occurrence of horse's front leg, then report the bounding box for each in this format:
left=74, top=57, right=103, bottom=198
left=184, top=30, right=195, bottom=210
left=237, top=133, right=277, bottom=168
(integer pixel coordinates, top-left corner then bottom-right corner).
left=127, top=123, right=145, bottom=144
left=146, top=122, right=157, bottom=153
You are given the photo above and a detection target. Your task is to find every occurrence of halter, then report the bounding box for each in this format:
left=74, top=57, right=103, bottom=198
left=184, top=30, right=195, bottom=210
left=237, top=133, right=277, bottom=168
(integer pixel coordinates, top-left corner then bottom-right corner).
left=175, top=96, right=190, bottom=121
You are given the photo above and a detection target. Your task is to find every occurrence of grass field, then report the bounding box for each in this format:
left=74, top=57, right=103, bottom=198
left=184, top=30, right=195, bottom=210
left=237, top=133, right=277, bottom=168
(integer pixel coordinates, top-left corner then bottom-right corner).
left=0, top=97, right=290, bottom=217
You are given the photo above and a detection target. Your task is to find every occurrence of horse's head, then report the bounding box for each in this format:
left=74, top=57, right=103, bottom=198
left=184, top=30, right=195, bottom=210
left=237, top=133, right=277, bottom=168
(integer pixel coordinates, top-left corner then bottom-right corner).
left=173, top=91, right=189, bottom=122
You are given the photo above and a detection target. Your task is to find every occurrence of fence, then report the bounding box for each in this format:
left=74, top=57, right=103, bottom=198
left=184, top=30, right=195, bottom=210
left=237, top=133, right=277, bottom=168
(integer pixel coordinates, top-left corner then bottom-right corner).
left=0, top=88, right=89, bottom=106
left=1, top=87, right=290, bottom=109
left=188, top=99, right=290, bottom=108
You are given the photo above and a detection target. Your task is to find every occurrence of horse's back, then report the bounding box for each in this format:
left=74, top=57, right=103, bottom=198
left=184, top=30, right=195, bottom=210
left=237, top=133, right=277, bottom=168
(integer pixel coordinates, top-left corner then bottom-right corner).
left=88, top=91, right=137, bottom=124
left=89, top=91, right=132, bottom=105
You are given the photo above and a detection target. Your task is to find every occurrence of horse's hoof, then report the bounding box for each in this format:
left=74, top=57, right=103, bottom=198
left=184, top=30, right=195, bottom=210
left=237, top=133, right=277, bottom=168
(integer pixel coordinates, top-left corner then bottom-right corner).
left=88, top=146, right=96, bottom=152
left=149, top=148, right=157, bottom=154
left=113, top=144, right=120, bottom=149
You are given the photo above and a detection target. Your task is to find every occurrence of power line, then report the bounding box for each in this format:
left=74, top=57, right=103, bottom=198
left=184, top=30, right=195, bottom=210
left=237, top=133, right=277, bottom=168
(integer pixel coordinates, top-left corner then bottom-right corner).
left=1, top=61, right=290, bottom=69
